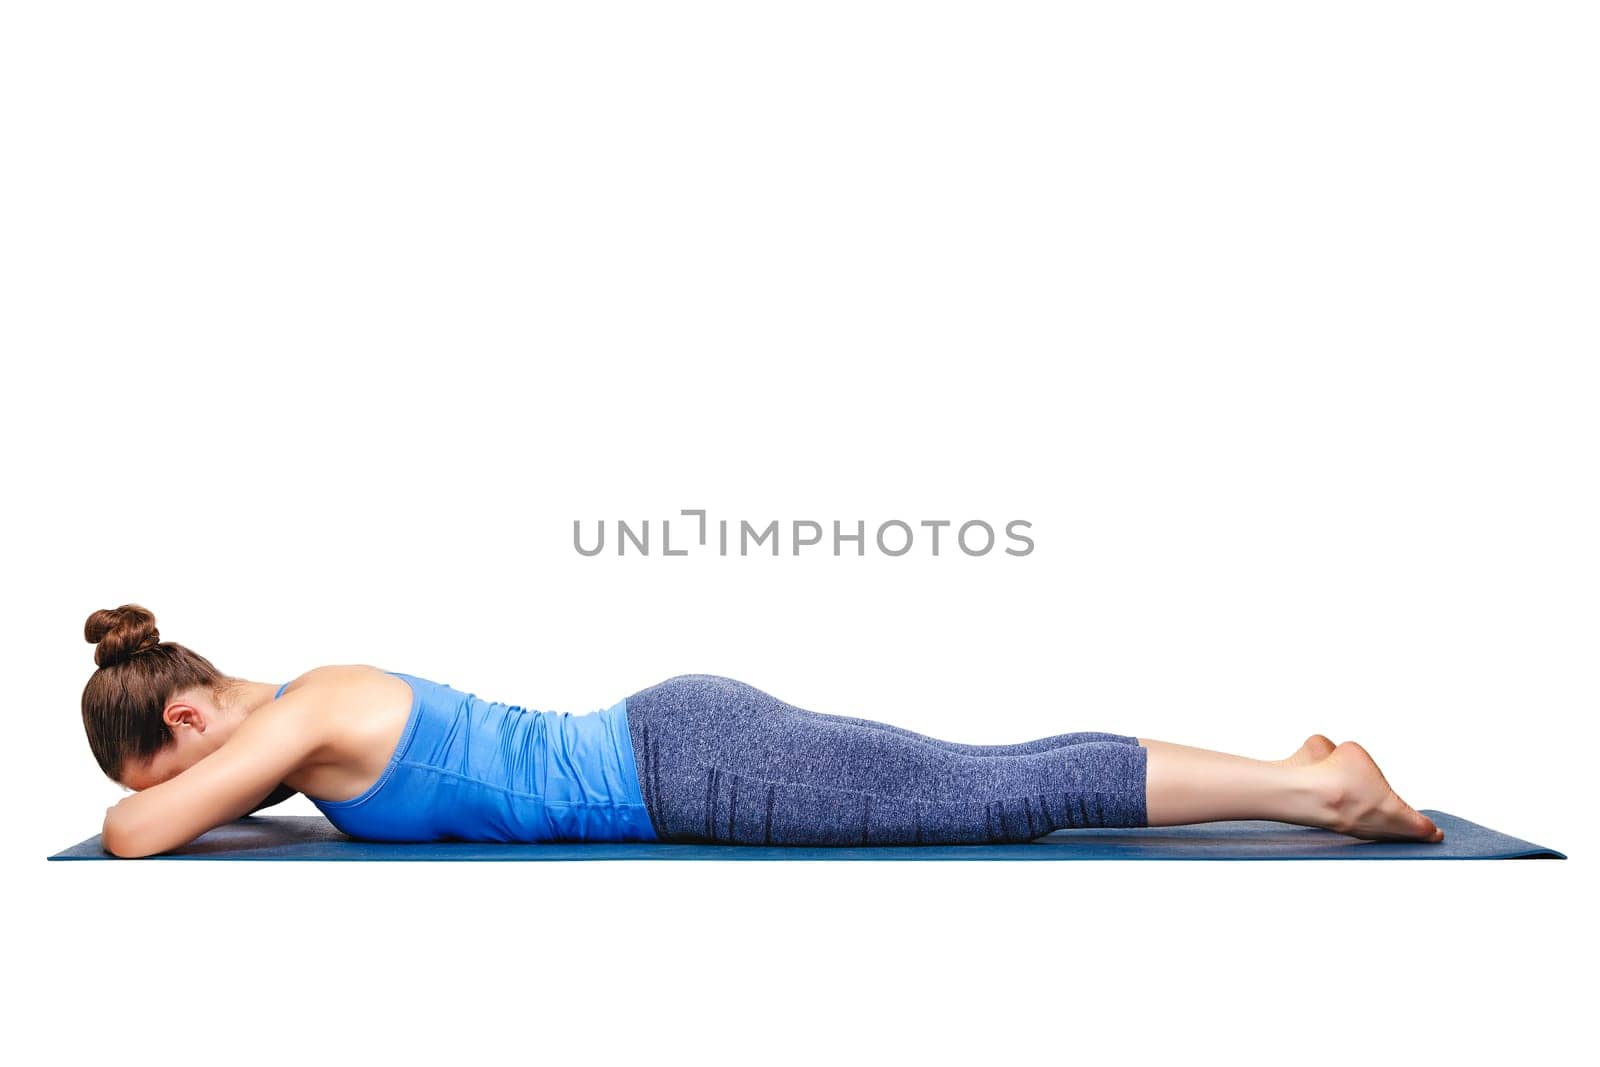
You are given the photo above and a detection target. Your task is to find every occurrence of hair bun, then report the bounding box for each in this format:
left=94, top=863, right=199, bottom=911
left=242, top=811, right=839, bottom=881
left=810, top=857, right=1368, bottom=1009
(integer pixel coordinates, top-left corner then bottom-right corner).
left=84, top=604, right=161, bottom=669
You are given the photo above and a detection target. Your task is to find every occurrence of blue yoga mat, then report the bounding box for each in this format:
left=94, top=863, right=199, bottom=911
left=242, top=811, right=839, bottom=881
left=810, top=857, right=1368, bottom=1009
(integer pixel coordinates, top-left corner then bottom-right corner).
left=48, top=809, right=1563, bottom=861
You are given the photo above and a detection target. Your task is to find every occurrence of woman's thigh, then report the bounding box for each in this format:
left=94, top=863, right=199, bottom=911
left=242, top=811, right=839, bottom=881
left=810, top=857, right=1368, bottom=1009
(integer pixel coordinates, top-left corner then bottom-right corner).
left=622, top=673, right=1147, bottom=846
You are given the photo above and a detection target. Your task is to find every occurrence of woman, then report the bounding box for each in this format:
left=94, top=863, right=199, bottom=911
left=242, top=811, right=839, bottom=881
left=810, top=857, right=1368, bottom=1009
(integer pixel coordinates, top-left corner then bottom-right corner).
left=83, top=603, right=1444, bottom=858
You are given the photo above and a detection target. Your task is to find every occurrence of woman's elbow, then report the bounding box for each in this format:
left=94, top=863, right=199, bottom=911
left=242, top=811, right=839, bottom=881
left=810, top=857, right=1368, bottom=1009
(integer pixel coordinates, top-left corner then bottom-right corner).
left=101, top=815, right=159, bottom=859
left=102, top=827, right=138, bottom=858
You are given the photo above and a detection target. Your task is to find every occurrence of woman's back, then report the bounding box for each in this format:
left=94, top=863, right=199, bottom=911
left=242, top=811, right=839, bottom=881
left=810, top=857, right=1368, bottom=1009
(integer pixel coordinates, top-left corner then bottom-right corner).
left=281, top=665, right=655, bottom=843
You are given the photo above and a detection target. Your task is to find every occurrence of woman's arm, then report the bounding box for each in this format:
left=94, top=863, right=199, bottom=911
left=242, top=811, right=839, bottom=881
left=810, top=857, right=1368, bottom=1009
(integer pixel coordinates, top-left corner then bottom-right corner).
left=101, top=691, right=327, bottom=858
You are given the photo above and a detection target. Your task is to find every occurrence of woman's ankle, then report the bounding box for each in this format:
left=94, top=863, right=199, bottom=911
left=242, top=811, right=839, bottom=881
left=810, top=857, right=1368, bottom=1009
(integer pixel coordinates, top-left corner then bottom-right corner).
left=1280, top=764, right=1343, bottom=829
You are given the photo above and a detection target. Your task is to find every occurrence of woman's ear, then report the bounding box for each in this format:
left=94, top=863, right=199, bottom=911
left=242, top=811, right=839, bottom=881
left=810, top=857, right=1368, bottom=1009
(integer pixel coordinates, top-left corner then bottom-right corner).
left=162, top=700, right=205, bottom=733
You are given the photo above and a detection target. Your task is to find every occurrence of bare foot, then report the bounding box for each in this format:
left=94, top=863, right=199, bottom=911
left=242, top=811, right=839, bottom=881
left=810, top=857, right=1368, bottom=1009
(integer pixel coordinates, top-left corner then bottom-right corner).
left=1307, top=741, right=1444, bottom=842
left=1273, top=734, right=1336, bottom=768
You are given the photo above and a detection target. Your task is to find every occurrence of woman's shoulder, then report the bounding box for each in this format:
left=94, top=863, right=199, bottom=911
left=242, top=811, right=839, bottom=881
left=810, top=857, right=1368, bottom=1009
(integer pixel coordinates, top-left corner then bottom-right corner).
left=272, top=666, right=420, bottom=803
left=276, top=664, right=405, bottom=700
left=280, top=662, right=390, bottom=685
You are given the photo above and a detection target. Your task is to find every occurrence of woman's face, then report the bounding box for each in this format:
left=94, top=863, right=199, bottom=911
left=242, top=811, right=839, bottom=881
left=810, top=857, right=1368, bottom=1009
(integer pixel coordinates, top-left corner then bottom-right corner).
left=118, top=689, right=241, bottom=792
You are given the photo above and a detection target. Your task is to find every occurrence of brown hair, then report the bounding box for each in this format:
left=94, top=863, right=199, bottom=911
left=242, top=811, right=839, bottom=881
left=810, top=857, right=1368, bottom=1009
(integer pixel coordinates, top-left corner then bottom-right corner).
left=81, top=604, right=235, bottom=782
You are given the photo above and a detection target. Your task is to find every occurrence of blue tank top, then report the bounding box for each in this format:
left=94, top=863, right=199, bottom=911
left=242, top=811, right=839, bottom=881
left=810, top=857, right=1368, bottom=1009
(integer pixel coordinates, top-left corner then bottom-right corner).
left=275, top=671, right=657, bottom=844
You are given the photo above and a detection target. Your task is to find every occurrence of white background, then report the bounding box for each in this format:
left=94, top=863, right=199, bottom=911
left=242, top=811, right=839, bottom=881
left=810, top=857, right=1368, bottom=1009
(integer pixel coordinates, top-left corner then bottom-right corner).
left=4, top=2, right=1594, bottom=1063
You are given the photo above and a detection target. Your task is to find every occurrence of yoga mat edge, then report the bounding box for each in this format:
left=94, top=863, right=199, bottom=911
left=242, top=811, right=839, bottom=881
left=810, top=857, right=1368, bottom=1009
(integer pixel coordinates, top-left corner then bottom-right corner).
left=47, top=809, right=1565, bottom=862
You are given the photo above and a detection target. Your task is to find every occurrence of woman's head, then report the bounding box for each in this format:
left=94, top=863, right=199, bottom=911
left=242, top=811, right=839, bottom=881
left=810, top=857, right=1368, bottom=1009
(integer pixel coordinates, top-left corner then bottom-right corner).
left=81, top=604, right=241, bottom=790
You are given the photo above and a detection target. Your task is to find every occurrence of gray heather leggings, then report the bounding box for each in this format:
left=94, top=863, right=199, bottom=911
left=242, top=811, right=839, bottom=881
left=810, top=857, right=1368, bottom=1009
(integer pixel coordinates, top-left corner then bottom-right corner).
left=622, top=674, right=1149, bottom=846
